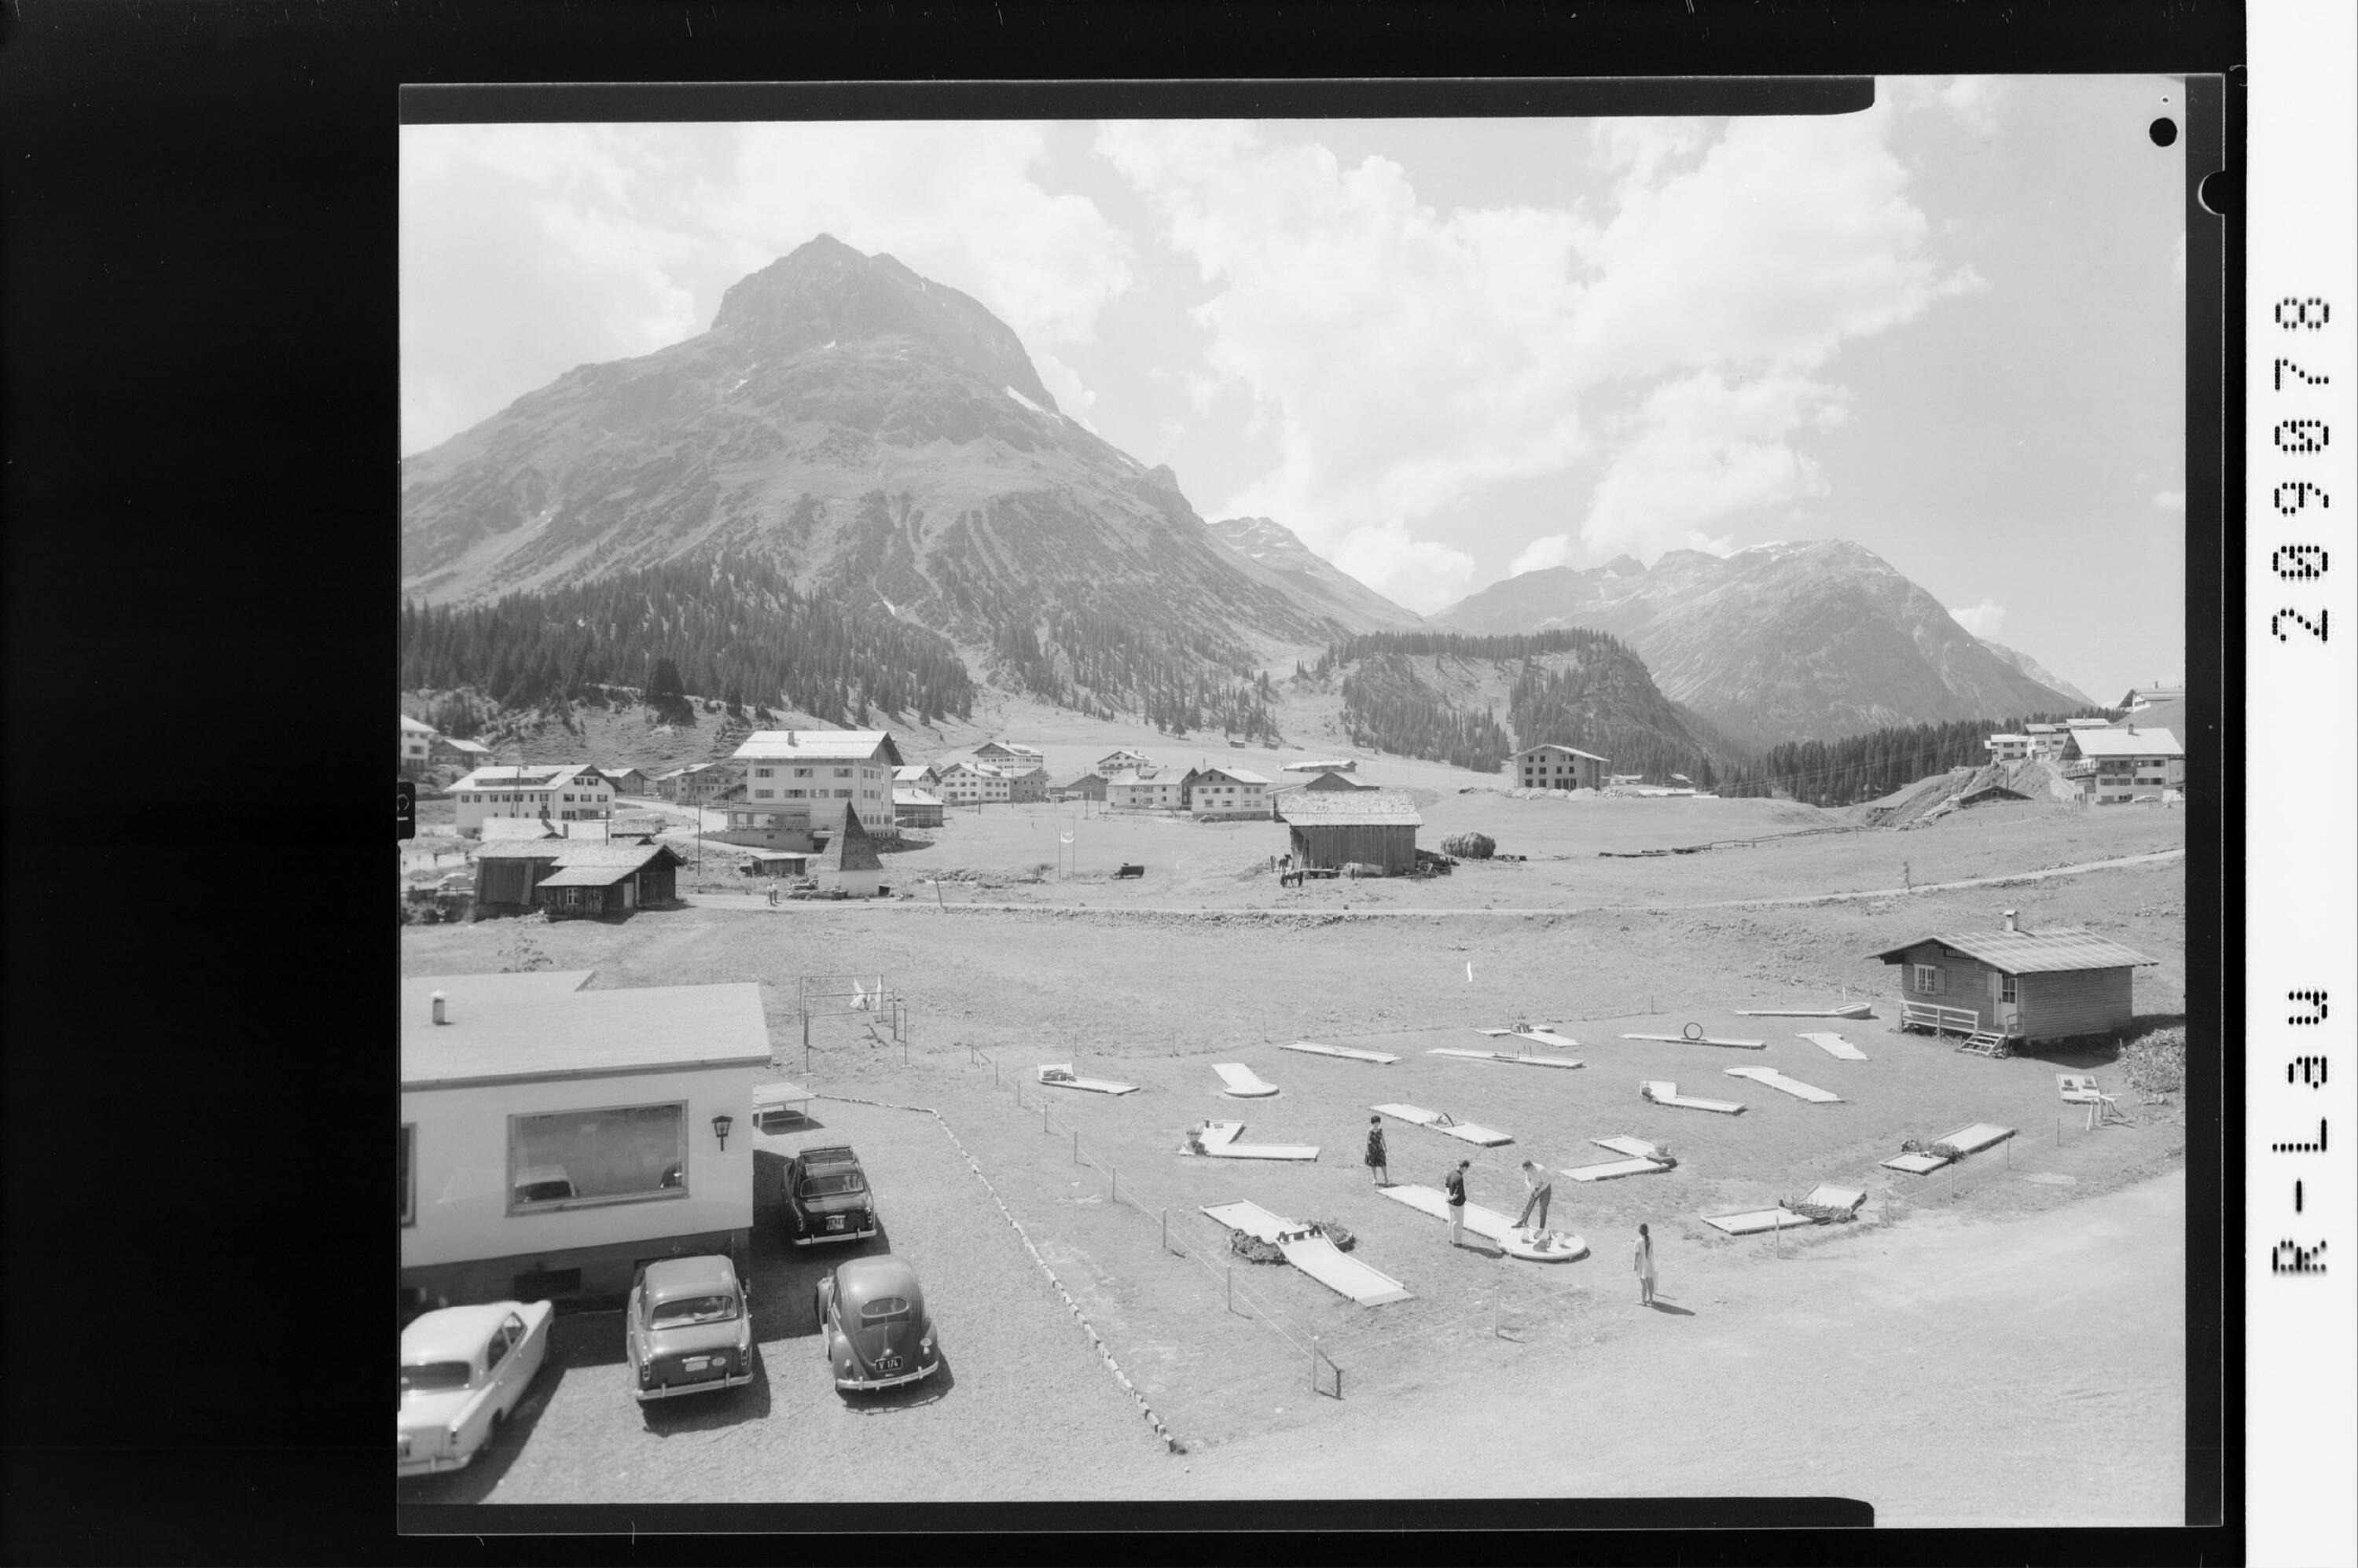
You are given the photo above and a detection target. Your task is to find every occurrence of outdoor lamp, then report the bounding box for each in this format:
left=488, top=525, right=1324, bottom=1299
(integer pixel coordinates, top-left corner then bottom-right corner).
left=712, top=1112, right=734, bottom=1151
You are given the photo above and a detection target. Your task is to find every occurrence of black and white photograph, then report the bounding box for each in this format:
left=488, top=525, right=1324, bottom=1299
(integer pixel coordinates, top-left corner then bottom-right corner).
left=395, top=82, right=2198, bottom=1524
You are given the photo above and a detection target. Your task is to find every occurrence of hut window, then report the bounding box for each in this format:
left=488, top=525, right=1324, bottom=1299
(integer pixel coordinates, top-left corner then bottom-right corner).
left=1912, top=964, right=1941, bottom=994
left=2000, top=973, right=2018, bottom=1003
left=508, top=1102, right=688, bottom=1213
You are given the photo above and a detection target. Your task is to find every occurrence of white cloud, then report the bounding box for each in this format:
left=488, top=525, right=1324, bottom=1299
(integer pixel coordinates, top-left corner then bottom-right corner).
left=401, top=123, right=1135, bottom=453
left=2153, top=489, right=2185, bottom=511
left=1947, top=597, right=2008, bottom=637
left=1328, top=520, right=1478, bottom=614
left=1101, top=102, right=1982, bottom=579
left=1580, top=373, right=1851, bottom=557
left=1508, top=532, right=1579, bottom=576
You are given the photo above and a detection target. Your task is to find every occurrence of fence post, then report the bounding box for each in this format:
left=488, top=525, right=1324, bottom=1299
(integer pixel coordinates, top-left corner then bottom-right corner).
left=1073, top=1129, right=1079, bottom=1165
left=1309, top=1335, right=1317, bottom=1392
left=1227, top=1265, right=1234, bottom=1315
left=1111, top=1166, right=1118, bottom=1204
left=1162, top=1206, right=1169, bottom=1253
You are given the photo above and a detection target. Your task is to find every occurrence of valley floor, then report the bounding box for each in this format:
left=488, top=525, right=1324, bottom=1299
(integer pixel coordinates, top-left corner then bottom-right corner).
left=400, top=795, right=2195, bottom=1522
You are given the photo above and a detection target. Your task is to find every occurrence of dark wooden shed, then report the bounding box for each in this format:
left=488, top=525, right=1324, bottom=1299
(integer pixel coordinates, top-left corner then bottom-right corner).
left=472, top=841, right=683, bottom=920
left=1276, top=788, right=1422, bottom=875
left=1868, top=915, right=2156, bottom=1043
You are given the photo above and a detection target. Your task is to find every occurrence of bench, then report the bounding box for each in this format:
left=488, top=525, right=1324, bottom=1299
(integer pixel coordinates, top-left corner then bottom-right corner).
left=1115, top=863, right=1145, bottom=879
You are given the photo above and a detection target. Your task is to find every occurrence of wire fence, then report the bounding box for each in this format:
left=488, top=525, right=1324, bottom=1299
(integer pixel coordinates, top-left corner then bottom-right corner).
left=966, top=1041, right=1344, bottom=1399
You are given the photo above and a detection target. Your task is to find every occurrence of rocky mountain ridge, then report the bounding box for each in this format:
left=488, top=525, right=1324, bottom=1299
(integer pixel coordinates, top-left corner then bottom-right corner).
left=1431, top=539, right=2082, bottom=747
left=401, top=237, right=1414, bottom=720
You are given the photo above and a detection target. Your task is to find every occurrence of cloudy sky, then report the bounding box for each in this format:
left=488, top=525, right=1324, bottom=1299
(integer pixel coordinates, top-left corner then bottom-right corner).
left=402, top=76, right=2188, bottom=703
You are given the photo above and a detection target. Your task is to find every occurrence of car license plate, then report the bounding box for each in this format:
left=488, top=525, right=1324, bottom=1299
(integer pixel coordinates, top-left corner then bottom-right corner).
left=685, top=1357, right=711, bottom=1371
left=876, top=1356, right=901, bottom=1372
left=828, top=1215, right=844, bottom=1230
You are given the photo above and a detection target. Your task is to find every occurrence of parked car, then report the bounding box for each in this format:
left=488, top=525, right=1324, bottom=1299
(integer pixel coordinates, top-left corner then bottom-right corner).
left=511, top=1164, right=575, bottom=1205
left=781, top=1145, right=878, bottom=1246
left=397, top=1300, right=554, bottom=1476
left=815, top=1254, right=939, bottom=1390
left=626, top=1255, right=755, bottom=1402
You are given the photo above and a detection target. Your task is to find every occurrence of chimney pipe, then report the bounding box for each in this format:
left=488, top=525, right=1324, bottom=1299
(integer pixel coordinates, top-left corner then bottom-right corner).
left=432, top=990, right=448, bottom=1026
left=2001, top=910, right=2018, bottom=933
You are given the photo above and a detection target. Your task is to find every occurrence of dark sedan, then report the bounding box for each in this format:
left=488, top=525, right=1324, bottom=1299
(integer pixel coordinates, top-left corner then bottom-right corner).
left=781, top=1144, right=879, bottom=1247
left=814, top=1254, right=938, bottom=1391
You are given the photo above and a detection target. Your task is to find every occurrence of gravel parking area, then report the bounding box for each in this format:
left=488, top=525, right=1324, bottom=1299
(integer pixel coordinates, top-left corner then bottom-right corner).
left=398, top=1098, right=1176, bottom=1504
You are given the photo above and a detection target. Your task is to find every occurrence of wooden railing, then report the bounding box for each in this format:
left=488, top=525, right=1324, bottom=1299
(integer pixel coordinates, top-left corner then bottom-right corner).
left=1901, top=1001, right=1982, bottom=1037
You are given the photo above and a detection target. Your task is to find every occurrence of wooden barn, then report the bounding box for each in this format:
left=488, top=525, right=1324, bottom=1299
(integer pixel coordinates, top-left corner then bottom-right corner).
left=472, top=841, right=684, bottom=921
left=1868, top=912, right=2157, bottom=1045
left=1276, top=788, right=1422, bottom=875
left=1056, top=772, right=1108, bottom=802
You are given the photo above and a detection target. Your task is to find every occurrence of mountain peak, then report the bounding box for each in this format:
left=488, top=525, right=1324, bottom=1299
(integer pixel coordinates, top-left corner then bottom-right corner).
left=709, top=236, right=1058, bottom=411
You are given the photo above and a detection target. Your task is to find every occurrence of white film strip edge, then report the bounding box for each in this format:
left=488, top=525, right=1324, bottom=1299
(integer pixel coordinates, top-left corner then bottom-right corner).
left=2250, top=2, right=2357, bottom=1562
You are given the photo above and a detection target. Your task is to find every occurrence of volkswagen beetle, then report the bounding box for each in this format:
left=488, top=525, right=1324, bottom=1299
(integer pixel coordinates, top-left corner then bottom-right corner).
left=814, top=1254, right=938, bottom=1391
left=397, top=1299, right=553, bottom=1476
left=626, top=1255, right=755, bottom=1401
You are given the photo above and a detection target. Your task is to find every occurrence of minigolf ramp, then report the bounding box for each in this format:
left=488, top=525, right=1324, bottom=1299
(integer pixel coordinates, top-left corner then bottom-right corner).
left=1378, top=1184, right=1584, bottom=1261
left=1213, top=1063, right=1279, bottom=1097
left=1798, top=1031, right=1869, bottom=1061
left=1640, top=1081, right=1746, bottom=1114
left=1723, top=1067, right=1842, bottom=1103
left=1371, top=1103, right=1513, bottom=1146
left=1280, top=1040, right=1398, bottom=1063
left=1199, top=1200, right=1409, bottom=1305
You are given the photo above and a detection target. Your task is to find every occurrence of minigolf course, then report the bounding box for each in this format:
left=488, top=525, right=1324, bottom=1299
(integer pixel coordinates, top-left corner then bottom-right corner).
left=1212, top=1063, right=1279, bottom=1097
left=1201, top=1199, right=1411, bottom=1305
left=1622, top=1024, right=1767, bottom=1049
left=1640, top=1080, right=1746, bottom=1114
left=1881, top=1121, right=2017, bottom=1173
left=1430, top=1048, right=1583, bottom=1070
left=1189, top=1121, right=1320, bottom=1161
left=1559, top=1134, right=1673, bottom=1182
left=1798, top=1031, right=1870, bottom=1061
left=1379, top=1183, right=1586, bottom=1261
left=1038, top=1063, right=1140, bottom=1095
left=1733, top=1002, right=1872, bottom=1019
left=1478, top=1025, right=1582, bottom=1051
left=1723, top=1066, right=1843, bottom=1103
left=1702, top=1207, right=1812, bottom=1236
left=1372, top=1103, right=1514, bottom=1146
left=1280, top=1041, right=1398, bottom=1064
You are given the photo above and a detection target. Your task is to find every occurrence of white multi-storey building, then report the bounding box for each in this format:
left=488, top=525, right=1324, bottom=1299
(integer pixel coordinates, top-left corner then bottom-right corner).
left=449, top=766, right=615, bottom=835
left=722, top=729, right=905, bottom=847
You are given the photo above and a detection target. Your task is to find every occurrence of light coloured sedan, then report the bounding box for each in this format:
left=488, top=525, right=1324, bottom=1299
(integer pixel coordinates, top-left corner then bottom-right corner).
left=626, top=1255, right=755, bottom=1401
left=398, top=1300, right=554, bottom=1477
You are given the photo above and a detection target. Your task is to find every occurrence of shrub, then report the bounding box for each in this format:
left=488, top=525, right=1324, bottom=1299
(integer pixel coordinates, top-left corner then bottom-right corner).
left=1309, top=1221, right=1356, bottom=1252
left=1229, top=1231, right=1286, bottom=1265
left=1783, top=1199, right=1857, bottom=1224
left=2121, top=1025, right=2186, bottom=1093
left=1442, top=832, right=1496, bottom=859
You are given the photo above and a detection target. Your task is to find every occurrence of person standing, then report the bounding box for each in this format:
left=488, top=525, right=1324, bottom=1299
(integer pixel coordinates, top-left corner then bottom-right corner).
left=1444, top=1159, right=1470, bottom=1248
left=1364, top=1115, right=1390, bottom=1186
left=1635, top=1223, right=1657, bottom=1305
left=1514, top=1159, right=1553, bottom=1240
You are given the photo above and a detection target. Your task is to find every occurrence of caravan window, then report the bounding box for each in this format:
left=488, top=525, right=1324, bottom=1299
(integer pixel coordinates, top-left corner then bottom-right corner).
left=508, top=1103, right=687, bottom=1213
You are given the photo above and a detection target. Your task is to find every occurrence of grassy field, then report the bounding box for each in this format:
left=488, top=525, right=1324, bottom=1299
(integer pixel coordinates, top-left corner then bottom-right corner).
left=400, top=786, right=2190, bottom=1517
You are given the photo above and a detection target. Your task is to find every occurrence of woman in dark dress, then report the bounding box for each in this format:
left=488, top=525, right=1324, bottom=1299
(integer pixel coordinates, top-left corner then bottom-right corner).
left=1364, top=1115, right=1389, bottom=1185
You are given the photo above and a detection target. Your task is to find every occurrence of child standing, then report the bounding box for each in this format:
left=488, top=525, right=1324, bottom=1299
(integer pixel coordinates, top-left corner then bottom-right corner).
left=1364, top=1115, right=1389, bottom=1185
left=1635, top=1223, right=1657, bottom=1305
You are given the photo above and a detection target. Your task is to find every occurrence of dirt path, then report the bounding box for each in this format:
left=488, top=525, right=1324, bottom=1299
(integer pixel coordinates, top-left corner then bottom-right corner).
left=683, top=846, right=2185, bottom=919
left=1160, top=1166, right=2186, bottom=1525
